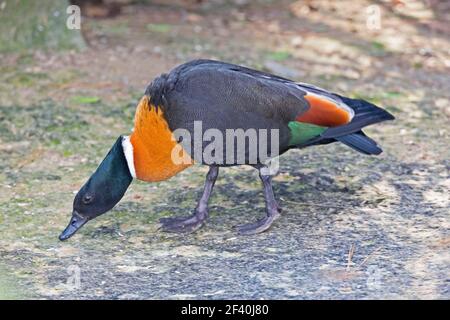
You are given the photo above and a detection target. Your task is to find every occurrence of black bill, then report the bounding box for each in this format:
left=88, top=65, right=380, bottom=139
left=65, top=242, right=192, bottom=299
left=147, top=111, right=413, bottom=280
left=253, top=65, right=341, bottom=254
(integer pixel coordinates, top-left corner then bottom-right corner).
left=59, top=211, right=88, bottom=241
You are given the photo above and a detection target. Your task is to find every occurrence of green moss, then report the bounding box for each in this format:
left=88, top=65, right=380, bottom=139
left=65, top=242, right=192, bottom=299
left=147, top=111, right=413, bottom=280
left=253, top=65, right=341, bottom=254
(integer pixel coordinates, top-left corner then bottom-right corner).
left=0, top=0, right=85, bottom=53
left=16, top=53, right=34, bottom=65
left=63, top=150, right=73, bottom=157
left=266, top=51, right=291, bottom=62
left=371, top=41, right=385, bottom=51
left=146, top=23, right=172, bottom=33
left=107, top=21, right=130, bottom=35
left=369, top=41, right=387, bottom=56
left=0, top=265, right=28, bottom=299
left=6, top=72, right=49, bottom=86
left=71, top=96, right=101, bottom=105
left=384, top=91, right=403, bottom=99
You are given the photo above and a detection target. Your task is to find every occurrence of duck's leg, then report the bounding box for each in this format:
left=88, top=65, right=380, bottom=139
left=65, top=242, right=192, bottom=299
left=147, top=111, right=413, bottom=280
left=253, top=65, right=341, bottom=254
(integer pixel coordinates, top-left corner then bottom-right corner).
left=159, top=166, right=219, bottom=233
left=235, top=167, right=281, bottom=235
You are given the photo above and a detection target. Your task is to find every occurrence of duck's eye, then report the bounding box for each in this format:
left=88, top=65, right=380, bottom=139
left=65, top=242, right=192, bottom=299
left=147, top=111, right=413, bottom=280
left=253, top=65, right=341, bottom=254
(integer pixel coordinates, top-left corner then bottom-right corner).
left=82, top=195, right=93, bottom=204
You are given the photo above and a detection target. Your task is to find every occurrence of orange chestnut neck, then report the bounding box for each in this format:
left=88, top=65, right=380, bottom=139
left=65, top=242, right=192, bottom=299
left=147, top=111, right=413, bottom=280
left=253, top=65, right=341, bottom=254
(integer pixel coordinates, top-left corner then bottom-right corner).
left=129, top=96, right=193, bottom=182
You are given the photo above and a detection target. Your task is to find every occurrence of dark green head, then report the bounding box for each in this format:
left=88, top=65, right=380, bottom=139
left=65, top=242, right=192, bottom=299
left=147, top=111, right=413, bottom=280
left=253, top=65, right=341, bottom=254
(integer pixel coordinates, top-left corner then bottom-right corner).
left=59, top=136, right=133, bottom=241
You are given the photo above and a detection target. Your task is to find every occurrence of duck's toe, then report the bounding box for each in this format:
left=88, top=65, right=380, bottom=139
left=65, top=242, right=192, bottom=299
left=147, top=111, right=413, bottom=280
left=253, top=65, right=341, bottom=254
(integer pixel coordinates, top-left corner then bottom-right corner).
left=158, top=210, right=208, bottom=234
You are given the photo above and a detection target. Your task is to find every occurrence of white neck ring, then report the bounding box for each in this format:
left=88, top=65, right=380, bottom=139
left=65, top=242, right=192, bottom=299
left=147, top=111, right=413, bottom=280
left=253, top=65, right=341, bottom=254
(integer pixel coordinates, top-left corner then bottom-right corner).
left=121, top=136, right=136, bottom=178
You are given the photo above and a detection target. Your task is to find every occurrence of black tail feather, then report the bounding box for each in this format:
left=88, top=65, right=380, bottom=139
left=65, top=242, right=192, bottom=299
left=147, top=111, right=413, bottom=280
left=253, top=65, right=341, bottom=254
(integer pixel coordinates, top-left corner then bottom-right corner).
left=321, top=97, right=394, bottom=139
left=336, top=131, right=382, bottom=155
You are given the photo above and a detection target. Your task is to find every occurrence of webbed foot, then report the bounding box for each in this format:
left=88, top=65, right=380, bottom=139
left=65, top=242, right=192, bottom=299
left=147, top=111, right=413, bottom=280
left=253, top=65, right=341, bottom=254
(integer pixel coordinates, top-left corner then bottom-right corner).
left=235, top=167, right=281, bottom=235
left=234, top=208, right=281, bottom=235
left=159, top=210, right=208, bottom=233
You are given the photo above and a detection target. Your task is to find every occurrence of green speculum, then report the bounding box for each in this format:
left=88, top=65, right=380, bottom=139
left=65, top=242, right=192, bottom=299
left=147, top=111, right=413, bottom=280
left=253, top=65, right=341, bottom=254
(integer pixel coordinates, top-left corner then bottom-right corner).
left=288, top=121, right=327, bottom=146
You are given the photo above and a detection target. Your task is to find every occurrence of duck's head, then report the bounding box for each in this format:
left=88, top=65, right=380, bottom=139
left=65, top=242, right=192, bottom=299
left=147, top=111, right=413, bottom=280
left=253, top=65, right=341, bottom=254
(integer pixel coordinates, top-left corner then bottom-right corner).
left=59, top=136, right=134, bottom=241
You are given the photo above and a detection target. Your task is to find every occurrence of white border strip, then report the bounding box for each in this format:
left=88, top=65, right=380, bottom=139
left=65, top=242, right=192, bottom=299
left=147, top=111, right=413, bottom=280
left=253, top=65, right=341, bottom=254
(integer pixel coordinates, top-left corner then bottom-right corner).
left=121, top=136, right=136, bottom=178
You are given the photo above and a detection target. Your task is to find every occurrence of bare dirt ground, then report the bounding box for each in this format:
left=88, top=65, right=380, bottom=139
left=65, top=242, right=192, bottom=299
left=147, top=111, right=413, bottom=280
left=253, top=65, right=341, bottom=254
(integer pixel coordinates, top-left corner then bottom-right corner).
left=0, top=0, right=449, bottom=299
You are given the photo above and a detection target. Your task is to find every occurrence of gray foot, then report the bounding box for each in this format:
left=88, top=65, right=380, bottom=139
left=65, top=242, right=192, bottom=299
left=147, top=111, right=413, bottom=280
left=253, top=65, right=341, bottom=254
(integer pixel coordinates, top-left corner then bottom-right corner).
left=235, top=209, right=281, bottom=235
left=159, top=210, right=208, bottom=233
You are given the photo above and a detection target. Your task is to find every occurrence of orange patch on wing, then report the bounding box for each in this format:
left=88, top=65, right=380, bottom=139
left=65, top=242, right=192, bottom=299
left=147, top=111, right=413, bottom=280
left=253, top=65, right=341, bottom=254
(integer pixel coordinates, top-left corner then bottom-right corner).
left=130, top=96, right=193, bottom=182
left=297, top=94, right=351, bottom=127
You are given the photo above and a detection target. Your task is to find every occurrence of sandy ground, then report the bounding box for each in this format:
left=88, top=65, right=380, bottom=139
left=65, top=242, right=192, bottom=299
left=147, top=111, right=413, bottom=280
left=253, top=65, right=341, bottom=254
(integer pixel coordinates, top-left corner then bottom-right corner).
left=0, top=0, right=449, bottom=299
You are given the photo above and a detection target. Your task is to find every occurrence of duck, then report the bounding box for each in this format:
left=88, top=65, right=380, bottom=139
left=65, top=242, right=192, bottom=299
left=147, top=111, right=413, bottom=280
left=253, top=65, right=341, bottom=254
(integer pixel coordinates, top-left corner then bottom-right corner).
left=59, top=59, right=394, bottom=240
